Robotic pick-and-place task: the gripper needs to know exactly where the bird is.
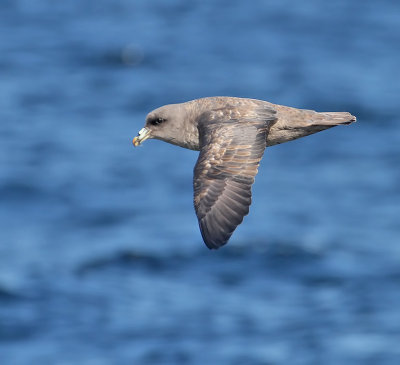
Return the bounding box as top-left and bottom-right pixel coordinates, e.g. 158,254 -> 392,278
132,97 -> 356,249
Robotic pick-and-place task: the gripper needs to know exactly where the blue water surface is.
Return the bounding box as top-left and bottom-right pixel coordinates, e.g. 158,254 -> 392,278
1,1 -> 400,364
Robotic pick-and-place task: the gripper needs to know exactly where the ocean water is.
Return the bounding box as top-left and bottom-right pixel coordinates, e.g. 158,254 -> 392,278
1,1 -> 400,364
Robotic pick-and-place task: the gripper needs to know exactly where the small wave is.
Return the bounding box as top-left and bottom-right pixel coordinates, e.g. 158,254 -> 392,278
0,285 -> 24,302
75,250 -> 169,276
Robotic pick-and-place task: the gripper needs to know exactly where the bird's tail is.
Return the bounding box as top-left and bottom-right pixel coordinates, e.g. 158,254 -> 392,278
317,111 -> 356,126
266,107 -> 356,146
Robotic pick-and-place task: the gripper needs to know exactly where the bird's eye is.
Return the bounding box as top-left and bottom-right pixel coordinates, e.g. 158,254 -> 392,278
151,118 -> 165,126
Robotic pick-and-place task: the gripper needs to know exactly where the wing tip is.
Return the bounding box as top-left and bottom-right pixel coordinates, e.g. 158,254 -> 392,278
199,219 -> 232,250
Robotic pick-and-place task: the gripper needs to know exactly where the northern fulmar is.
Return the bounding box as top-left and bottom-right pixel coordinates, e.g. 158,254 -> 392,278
132,97 -> 356,249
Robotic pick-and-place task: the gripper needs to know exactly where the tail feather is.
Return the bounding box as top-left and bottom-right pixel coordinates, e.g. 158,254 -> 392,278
266,107 -> 356,146
318,112 -> 356,125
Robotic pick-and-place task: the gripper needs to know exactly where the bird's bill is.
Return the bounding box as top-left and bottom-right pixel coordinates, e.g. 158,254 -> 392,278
132,127 -> 151,147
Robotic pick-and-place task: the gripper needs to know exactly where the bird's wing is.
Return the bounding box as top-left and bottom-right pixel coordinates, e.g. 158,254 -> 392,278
193,105 -> 276,249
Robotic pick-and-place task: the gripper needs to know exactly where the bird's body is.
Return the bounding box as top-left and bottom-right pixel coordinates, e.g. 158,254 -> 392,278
133,97 -> 356,249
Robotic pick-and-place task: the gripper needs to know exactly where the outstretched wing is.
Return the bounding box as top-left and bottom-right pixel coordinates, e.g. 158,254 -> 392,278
193,106 -> 276,249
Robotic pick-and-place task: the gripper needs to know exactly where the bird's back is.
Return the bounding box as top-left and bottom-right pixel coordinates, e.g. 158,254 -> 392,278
187,97 -> 356,147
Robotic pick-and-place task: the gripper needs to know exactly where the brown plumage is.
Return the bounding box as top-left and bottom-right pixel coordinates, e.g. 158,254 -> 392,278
132,97 -> 356,249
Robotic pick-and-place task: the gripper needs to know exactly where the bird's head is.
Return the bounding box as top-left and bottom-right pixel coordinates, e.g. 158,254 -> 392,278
132,102 -> 200,150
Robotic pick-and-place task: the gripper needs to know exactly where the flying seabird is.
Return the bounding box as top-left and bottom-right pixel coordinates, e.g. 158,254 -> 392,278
132,97 -> 356,249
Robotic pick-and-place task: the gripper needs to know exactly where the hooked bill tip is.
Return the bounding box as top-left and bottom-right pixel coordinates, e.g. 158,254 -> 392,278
132,137 -> 140,147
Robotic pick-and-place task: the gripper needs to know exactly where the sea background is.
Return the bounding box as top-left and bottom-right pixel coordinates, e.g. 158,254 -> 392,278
1,1 -> 400,364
